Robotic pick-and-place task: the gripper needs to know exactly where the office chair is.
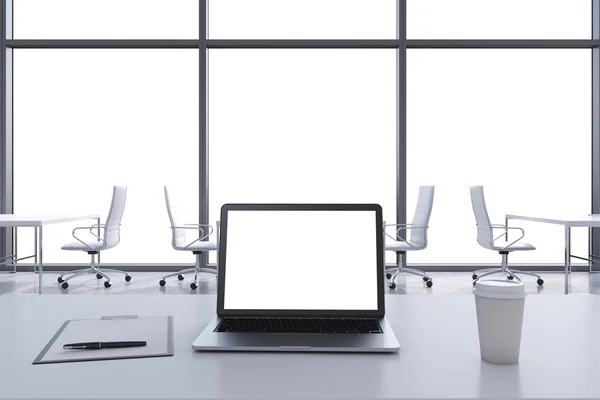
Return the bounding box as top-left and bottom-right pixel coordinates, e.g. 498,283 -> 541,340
470,185 -> 543,286
159,186 -> 218,290
58,186 -> 130,289
384,185 -> 435,289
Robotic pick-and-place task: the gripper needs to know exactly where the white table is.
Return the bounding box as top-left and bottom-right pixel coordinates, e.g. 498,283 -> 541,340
505,214 -> 600,294
1,294 -> 600,399
0,214 -> 100,294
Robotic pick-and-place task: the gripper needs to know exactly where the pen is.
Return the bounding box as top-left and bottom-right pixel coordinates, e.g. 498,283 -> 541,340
63,341 -> 147,350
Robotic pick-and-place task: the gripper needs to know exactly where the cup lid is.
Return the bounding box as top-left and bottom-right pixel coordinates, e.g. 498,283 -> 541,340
473,279 -> 527,299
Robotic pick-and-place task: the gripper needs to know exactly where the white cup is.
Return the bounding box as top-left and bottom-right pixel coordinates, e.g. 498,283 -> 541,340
473,280 -> 527,365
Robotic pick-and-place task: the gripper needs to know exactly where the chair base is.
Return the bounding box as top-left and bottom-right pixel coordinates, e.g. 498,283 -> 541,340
159,253 -> 217,290
385,252 -> 433,289
472,253 -> 544,286
58,254 -> 130,289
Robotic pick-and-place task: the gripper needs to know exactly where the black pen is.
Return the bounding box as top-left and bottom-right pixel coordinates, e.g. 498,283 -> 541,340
63,341 -> 147,350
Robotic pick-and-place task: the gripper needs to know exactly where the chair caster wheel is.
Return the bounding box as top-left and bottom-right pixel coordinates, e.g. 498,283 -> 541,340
423,276 -> 430,282
177,274 -> 185,281
507,275 -> 514,280
61,282 -> 69,289
96,274 -> 103,279
385,273 -> 392,279
104,281 -> 112,288
473,281 -> 477,286
472,274 -> 477,280
125,275 -> 131,282
388,282 -> 396,289
159,280 -> 166,287
426,280 -> 433,288
537,278 -> 544,285
57,277 -> 64,283
190,282 -> 198,290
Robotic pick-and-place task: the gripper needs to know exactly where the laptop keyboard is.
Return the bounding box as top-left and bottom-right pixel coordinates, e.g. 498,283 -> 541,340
215,318 -> 382,334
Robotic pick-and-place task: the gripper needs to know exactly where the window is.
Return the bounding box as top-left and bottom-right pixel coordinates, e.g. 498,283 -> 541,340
208,0 -> 397,39
3,1 -> 597,271
14,0 -> 199,39
208,49 -> 397,263
407,49 -> 591,264
407,0 -> 590,39
13,49 -> 200,264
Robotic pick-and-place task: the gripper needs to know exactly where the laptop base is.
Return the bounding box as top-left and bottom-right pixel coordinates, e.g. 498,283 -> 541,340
192,316 -> 400,353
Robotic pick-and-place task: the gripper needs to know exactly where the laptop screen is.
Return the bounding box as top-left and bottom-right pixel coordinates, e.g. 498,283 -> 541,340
219,207 -> 381,314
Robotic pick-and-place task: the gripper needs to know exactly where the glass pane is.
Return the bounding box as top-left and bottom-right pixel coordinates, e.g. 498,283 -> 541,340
208,0 -> 396,39
407,49 -> 591,265
208,49 -> 397,263
14,49 -> 199,264
14,0 -> 199,39
407,0 -> 591,39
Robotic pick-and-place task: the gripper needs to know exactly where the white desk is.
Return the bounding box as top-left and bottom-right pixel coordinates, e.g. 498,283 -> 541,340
506,214 -> 600,294
0,214 -> 100,294
1,294 -> 600,399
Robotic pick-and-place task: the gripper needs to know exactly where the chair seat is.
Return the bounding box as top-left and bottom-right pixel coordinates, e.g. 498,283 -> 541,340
61,241 -> 106,251
385,239 -> 424,252
491,241 -> 536,251
174,240 -> 218,252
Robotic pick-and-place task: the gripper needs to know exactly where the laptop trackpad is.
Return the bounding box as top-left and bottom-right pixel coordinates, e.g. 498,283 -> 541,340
217,333 -> 370,348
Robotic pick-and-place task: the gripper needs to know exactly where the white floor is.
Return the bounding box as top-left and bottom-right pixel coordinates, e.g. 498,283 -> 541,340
1,270 -> 599,295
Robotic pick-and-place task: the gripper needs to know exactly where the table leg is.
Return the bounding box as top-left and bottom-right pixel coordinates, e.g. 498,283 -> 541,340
590,227 -> 594,273
34,227 -> 38,274
38,226 -> 43,295
97,217 -> 101,266
565,226 -> 571,295
13,226 -> 17,273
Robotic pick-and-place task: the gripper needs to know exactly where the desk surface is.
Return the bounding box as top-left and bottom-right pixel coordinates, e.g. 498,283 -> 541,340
1,294 -> 599,399
506,213 -> 600,227
0,214 -> 99,227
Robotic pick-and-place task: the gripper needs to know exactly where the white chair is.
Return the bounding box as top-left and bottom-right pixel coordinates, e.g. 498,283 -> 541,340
384,185 -> 435,289
159,186 -> 218,290
470,185 -> 544,285
59,186 -> 130,289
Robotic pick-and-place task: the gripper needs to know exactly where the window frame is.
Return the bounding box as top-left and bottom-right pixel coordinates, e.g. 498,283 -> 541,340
0,0 -> 599,272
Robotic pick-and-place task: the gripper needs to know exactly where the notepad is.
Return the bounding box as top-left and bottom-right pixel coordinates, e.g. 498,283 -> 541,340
33,315 -> 173,364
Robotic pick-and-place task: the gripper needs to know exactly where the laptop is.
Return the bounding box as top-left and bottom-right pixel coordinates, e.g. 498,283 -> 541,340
192,203 -> 400,352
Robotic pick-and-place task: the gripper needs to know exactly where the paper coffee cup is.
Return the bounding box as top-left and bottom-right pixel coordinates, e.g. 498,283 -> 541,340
473,280 -> 526,365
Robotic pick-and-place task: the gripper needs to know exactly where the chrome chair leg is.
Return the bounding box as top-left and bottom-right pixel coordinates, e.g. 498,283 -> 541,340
97,268 -> 128,275
386,252 -> 433,288
62,269 -> 93,282
504,269 -> 523,282
473,252 -> 543,285
60,268 -> 92,280
59,253 -> 129,289
161,268 -> 196,280
474,269 -> 506,280
159,252 -> 216,288
472,268 -> 496,276
404,267 -> 430,278
94,269 -> 111,283
509,269 -> 541,279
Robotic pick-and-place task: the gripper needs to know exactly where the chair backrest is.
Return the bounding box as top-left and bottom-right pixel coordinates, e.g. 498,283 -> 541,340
164,186 -> 188,249
470,185 -> 494,250
103,186 -> 127,249
408,185 -> 435,248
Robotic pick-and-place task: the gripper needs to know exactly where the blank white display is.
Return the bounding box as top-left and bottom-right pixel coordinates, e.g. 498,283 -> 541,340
223,210 -> 379,311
